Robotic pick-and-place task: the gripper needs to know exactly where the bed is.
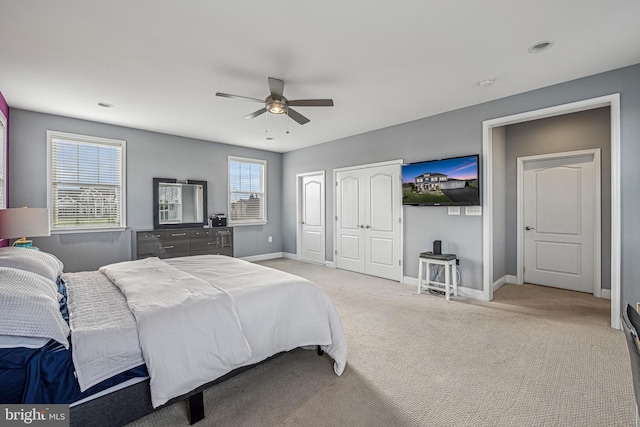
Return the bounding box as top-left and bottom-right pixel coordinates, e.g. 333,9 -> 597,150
0,247 -> 348,426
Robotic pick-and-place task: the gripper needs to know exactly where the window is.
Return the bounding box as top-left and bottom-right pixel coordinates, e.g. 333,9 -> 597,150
228,156 -> 266,225
0,111 -> 6,210
47,131 -> 126,232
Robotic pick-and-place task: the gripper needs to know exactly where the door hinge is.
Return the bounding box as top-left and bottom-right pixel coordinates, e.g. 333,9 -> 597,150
335,250 -> 338,255
335,215 -> 338,221
399,260 -> 402,266
336,181 -> 339,187
399,217 -> 402,224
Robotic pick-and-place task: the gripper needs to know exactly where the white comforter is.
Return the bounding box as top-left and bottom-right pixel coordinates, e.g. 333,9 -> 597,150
166,256 -> 348,375
99,257 -> 252,407
65,255 -> 348,408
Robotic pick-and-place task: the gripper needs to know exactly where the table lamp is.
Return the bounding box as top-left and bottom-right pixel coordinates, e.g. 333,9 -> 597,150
0,207 -> 51,248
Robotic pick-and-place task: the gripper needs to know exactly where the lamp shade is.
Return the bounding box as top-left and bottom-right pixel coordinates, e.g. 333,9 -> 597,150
0,208 -> 51,240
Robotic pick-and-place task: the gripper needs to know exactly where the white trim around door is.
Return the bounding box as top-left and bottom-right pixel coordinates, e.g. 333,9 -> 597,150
482,93 -> 621,330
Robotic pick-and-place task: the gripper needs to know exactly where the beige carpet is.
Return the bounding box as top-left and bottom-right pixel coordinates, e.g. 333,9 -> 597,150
127,259 -> 634,427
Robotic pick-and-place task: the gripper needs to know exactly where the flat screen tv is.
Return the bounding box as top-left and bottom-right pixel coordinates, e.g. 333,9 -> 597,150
402,154 -> 480,206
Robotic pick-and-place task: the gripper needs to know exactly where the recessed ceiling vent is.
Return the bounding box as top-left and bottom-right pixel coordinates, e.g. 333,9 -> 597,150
528,41 -> 553,53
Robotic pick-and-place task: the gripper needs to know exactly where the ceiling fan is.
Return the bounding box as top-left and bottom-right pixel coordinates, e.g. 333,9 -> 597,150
216,77 -> 334,125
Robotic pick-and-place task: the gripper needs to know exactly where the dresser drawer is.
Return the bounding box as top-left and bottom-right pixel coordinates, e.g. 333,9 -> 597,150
190,238 -> 220,251
190,229 -> 213,239
156,240 -> 190,255
165,230 -> 190,241
137,242 -> 161,257
137,230 -> 165,242
191,247 -> 233,257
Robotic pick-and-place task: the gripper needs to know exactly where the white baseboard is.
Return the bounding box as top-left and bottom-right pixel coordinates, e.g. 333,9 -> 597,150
402,276 -> 418,287
600,289 -> 611,300
506,275 -> 517,284
493,275 -> 507,292
281,252 -> 335,267
240,252 -> 284,262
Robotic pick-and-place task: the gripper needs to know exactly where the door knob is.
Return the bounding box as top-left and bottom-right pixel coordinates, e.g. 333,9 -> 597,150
359,225 -> 364,228
301,221 -> 305,224
365,225 -> 371,229
525,226 -> 535,230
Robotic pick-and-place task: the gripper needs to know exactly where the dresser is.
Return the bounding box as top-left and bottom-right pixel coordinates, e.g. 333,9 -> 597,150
136,227 -> 233,259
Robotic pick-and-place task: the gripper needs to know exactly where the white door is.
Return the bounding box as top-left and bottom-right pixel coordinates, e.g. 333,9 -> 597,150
523,154 -> 597,293
364,165 -> 401,280
336,163 -> 401,280
336,169 -> 365,273
300,173 -> 325,264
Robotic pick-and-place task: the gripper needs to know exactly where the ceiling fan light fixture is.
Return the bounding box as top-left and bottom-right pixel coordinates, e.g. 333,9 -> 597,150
267,100 -> 287,114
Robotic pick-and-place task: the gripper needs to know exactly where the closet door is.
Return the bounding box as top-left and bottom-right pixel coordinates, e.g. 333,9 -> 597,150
363,164 -> 401,280
335,163 -> 401,281
336,169 -> 365,273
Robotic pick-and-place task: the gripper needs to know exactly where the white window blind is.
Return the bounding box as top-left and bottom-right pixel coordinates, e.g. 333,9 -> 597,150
0,112 -> 6,210
47,131 -> 126,231
228,156 -> 266,225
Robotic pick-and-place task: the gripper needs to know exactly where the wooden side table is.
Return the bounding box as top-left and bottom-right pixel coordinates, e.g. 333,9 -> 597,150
418,252 -> 458,301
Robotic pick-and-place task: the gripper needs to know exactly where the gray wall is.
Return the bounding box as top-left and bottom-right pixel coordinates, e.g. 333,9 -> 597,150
504,107 -> 611,288
282,63 -> 640,307
8,109 -> 283,272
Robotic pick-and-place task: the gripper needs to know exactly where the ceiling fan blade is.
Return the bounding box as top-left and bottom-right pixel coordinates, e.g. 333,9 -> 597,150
288,99 -> 334,107
216,92 -> 264,103
287,108 -> 310,125
244,108 -> 267,119
268,77 -> 285,100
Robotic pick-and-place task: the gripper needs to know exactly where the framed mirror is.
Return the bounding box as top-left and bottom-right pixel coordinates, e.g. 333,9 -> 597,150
153,178 -> 207,229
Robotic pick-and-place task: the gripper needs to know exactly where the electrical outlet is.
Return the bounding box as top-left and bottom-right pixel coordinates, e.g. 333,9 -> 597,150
268,236 -> 273,243
448,206 -> 461,216
465,206 -> 482,216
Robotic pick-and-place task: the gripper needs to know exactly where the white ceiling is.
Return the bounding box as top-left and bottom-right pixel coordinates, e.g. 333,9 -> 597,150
1,1 -> 639,153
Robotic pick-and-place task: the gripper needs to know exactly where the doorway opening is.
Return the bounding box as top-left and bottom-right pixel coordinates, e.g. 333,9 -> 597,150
482,94 -> 621,329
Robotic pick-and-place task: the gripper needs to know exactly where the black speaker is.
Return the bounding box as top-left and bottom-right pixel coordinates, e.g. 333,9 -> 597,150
433,240 -> 442,255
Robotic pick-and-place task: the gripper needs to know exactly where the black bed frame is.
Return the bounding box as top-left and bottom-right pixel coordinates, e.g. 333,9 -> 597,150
70,346 -> 324,427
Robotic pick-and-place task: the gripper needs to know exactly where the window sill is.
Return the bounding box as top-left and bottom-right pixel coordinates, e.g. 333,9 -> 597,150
228,221 -> 267,227
51,226 -> 128,235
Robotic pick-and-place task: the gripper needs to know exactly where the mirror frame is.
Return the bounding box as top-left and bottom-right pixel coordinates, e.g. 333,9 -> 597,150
153,178 -> 208,229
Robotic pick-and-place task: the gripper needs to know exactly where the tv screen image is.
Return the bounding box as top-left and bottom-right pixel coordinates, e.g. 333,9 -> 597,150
402,155 -> 480,206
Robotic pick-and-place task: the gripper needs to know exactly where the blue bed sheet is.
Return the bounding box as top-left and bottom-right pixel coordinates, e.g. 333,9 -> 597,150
0,340 -> 147,404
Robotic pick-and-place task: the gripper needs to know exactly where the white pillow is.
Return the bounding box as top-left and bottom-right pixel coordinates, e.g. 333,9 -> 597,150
0,247 -> 64,281
0,267 -> 70,347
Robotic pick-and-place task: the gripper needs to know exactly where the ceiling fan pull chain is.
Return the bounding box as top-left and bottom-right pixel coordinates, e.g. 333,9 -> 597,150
286,110 -> 290,134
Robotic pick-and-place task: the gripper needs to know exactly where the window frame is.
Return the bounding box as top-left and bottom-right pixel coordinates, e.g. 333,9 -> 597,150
227,155 -> 267,226
46,130 -> 127,233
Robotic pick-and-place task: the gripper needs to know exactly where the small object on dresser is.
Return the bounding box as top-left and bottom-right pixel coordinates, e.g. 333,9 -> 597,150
210,213 -> 227,227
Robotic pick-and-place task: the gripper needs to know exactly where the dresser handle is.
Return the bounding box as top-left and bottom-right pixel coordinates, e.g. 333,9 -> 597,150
159,245 -> 174,249
171,233 -> 187,236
